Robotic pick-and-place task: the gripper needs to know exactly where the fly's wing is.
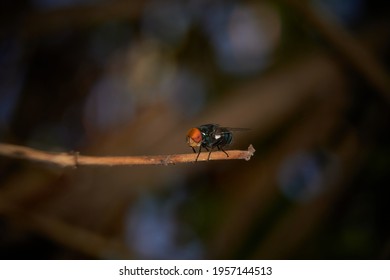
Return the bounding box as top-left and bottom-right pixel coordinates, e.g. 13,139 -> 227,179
198,124 -> 250,148
219,127 -> 251,132
211,126 -> 248,147
215,126 -> 250,147
213,127 -> 250,138
199,124 -> 249,133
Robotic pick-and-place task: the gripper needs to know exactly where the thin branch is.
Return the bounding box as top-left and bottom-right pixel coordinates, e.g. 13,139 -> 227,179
0,143 -> 255,167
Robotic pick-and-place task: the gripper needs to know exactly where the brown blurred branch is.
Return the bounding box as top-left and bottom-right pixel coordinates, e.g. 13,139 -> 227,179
281,0 -> 390,102
0,196 -> 132,259
0,143 -> 255,167
19,1 -> 146,39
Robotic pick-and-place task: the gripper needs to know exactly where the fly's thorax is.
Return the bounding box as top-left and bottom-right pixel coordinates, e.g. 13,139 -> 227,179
186,127 -> 202,147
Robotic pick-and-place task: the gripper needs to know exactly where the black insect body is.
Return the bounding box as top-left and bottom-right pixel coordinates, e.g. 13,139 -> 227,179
186,124 -> 246,161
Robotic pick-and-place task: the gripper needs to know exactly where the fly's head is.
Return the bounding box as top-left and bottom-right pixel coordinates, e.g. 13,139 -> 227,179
186,127 -> 203,148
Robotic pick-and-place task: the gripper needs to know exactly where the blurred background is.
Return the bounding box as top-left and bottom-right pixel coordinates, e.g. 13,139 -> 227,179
0,0 -> 389,259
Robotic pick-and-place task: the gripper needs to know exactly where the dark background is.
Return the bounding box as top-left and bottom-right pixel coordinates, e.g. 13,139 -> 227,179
0,0 -> 389,259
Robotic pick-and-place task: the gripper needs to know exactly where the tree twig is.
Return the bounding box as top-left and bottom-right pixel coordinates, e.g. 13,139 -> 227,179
0,143 -> 255,167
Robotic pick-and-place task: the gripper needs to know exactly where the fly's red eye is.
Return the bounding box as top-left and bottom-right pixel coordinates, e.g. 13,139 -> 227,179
187,128 -> 202,143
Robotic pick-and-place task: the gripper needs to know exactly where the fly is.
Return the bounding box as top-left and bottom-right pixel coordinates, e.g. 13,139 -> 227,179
186,124 -> 249,161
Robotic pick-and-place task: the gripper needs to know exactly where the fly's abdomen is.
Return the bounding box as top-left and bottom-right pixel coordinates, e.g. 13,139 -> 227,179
215,129 -> 233,147
198,124 -> 234,149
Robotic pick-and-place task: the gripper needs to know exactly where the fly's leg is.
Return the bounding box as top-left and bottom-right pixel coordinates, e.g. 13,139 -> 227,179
194,147 -> 214,161
203,147 -> 212,161
191,147 -> 196,153
207,148 -> 212,161
218,146 -> 229,157
195,147 -> 202,162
